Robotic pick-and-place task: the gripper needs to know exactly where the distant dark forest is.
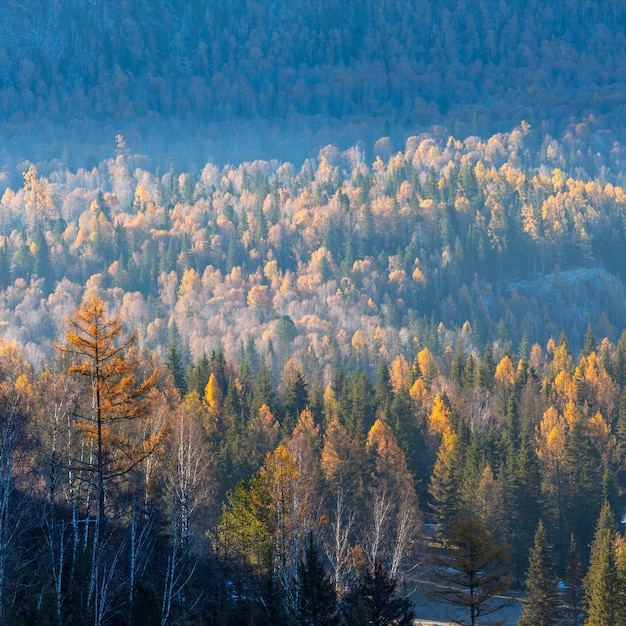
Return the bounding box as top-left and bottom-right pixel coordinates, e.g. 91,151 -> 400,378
2,0 -> 626,136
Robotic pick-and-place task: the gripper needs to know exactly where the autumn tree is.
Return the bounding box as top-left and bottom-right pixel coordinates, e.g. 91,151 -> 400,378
57,296 -> 159,540
428,516 -> 512,626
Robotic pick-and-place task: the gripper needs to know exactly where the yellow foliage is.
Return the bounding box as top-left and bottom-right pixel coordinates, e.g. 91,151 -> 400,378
588,411 -> 616,462
428,395 -> 451,436
178,268 -> 201,295
494,355 -> 515,388
366,418 -> 413,493
409,378 -> 428,409
204,373 -> 223,409
550,371 -> 578,412
390,355 -> 411,393
321,419 -> 351,484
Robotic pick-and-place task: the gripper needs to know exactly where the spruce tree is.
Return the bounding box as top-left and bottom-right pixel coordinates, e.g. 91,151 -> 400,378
295,534 -> 340,626
583,501 -> 621,626
342,560 -> 414,626
565,534 -> 584,626
165,322 -> 187,395
518,520 -> 561,626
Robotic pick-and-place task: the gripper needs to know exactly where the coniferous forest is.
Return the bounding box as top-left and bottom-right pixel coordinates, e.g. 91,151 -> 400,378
3,1 -> 626,625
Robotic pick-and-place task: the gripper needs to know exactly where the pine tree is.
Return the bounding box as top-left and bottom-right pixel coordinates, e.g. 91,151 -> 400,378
295,534 -> 340,626
504,428 -> 541,575
563,415 -> 603,558
342,560 -> 414,626
478,342 -> 495,390
518,520 -> 561,626
429,426 -> 465,536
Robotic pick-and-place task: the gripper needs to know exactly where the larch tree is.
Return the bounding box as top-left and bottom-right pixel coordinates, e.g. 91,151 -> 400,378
57,296 -> 159,541
428,516 -> 512,626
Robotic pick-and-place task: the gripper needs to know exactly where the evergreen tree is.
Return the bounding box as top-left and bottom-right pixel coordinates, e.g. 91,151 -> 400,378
295,534 -> 340,626
342,560 -> 414,626
518,520 -> 561,626
429,426 -> 466,536
187,353 -> 210,397
565,534 -> 584,626
0,241 -> 9,290
251,361 -> 279,418
563,415 -> 603,559
583,501 -> 621,626
285,370 -> 308,416
478,342 -> 495,390
504,428 -> 542,575
32,224 -> 51,292
165,322 -> 187,396
582,325 -> 596,358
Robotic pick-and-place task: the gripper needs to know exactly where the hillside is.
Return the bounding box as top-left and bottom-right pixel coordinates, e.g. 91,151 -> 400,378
3,2 -> 626,624
3,0 -> 626,169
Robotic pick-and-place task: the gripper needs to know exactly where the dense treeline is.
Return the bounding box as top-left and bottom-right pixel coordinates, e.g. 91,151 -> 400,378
1,125 -> 626,371
3,292 -> 626,623
2,0 -> 626,138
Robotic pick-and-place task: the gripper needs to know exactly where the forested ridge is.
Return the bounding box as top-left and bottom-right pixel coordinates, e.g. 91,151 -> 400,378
3,0 -> 626,131
4,0 -> 626,172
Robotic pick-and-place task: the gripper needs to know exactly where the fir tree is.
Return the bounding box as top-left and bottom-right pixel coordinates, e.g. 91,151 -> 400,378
342,560 -> 414,626
165,322 -> 187,396
295,534 -> 340,626
518,520 -> 561,626
565,534 -> 584,626
583,501 -> 621,626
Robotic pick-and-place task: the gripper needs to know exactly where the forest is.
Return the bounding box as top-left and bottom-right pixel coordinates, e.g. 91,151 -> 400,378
4,0 -> 626,623
0,122 -> 625,624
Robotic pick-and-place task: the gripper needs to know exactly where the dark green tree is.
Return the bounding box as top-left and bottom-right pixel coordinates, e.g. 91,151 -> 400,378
295,534 -> 340,626
503,428 -> 541,575
165,322 -> 187,396
565,534 -> 584,626
518,520 -> 561,626
563,415 -> 603,559
583,500 -> 621,626
285,370 -> 308,417
478,342 -> 495,390
0,241 -> 9,290
342,560 -> 414,626
250,362 -> 279,418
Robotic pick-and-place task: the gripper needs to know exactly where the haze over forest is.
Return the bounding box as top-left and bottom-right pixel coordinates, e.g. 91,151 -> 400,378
2,1 -> 626,625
